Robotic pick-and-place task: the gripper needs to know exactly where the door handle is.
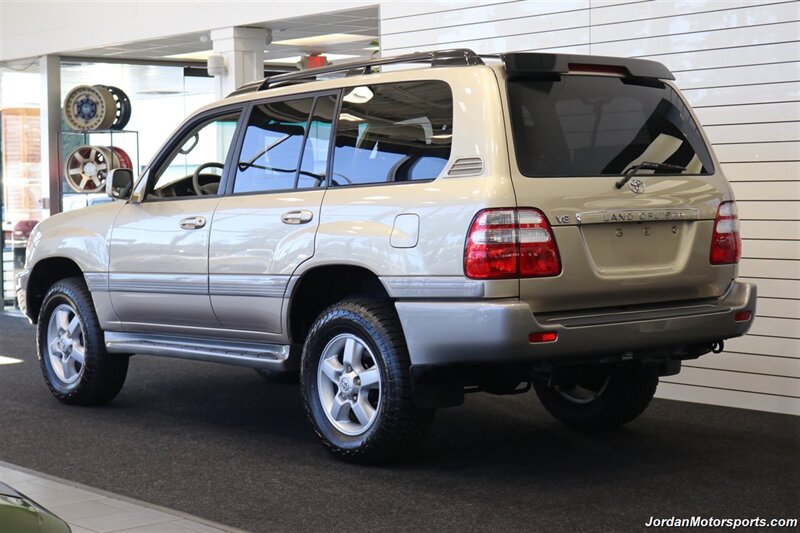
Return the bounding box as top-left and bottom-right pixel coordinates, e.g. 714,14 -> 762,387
180,216 -> 207,230
281,210 -> 313,225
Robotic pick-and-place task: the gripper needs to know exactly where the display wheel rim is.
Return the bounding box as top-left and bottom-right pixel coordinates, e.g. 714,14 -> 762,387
63,85 -> 114,131
64,145 -> 113,192
107,146 -> 133,170
102,85 -> 132,131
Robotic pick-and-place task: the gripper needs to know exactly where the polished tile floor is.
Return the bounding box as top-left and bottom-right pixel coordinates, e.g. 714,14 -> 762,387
0,462 -> 243,533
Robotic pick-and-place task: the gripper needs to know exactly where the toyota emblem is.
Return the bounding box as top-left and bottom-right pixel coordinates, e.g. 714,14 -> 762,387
628,178 -> 646,194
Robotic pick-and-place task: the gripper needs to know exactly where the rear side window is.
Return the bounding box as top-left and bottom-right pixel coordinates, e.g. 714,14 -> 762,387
508,75 -> 714,177
234,97 -> 323,193
331,81 -> 453,187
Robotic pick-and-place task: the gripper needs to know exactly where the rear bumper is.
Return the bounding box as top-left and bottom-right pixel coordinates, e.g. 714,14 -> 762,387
395,281 -> 756,366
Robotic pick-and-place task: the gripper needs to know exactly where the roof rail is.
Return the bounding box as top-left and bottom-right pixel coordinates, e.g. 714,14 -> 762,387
227,48 -> 483,97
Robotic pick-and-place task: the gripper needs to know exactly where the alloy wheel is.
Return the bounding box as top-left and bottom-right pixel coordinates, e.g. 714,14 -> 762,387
316,333 -> 382,436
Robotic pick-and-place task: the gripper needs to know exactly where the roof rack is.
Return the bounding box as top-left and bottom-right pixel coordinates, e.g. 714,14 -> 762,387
226,48 -> 674,98
227,48 -> 483,97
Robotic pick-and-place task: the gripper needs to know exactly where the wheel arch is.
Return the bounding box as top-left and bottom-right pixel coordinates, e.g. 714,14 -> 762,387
287,264 -> 392,346
26,257 -> 84,323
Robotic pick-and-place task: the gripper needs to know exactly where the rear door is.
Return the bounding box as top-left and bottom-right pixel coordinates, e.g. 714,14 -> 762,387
503,73 -> 734,313
208,92 -> 337,334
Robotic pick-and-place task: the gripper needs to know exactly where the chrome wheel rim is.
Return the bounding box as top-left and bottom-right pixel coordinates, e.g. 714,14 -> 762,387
46,303 -> 86,387
317,333 -> 382,436
557,376 -> 610,404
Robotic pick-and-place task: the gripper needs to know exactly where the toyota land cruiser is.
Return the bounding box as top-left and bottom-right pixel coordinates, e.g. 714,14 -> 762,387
17,49 -> 756,462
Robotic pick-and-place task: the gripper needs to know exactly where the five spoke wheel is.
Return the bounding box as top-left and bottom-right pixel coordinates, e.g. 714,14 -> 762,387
46,303 -> 85,387
317,333 -> 382,436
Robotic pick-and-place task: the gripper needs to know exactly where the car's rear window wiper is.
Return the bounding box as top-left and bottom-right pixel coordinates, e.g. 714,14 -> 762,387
615,161 -> 687,189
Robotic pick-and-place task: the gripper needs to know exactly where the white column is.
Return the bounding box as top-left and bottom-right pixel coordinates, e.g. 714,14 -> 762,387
39,55 -> 61,216
210,27 -> 267,99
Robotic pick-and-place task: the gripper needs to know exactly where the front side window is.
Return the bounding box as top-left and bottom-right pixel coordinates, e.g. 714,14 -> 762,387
331,81 -> 453,187
508,75 -> 714,177
150,112 -> 240,198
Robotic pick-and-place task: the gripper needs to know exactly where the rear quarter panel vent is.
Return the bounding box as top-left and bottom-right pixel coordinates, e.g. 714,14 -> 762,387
448,157 -> 484,177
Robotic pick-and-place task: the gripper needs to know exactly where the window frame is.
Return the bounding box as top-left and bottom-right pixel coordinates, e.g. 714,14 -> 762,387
225,89 -> 342,197
141,103 -> 247,203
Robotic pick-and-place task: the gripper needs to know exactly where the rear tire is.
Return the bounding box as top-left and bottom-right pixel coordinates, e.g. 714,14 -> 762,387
533,367 -> 658,430
37,277 -> 129,405
301,298 -> 434,463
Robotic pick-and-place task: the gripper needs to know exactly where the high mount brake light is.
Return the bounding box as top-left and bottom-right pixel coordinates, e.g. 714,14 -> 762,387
465,208 -> 561,279
710,201 -> 741,265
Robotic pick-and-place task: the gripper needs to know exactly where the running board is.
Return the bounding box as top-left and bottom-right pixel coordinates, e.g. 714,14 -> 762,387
104,332 -> 291,370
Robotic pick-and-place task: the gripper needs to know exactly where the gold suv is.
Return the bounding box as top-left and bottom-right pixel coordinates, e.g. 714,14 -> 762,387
17,49 -> 756,462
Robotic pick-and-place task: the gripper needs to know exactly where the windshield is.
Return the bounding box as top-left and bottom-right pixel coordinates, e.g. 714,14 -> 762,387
507,75 -> 714,177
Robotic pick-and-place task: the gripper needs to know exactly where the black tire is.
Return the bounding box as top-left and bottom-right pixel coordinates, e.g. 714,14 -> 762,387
301,298 -> 434,463
37,277 -> 129,405
533,367 -> 658,430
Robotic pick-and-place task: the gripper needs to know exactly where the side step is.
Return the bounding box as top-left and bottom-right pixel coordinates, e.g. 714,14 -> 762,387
104,332 -> 291,370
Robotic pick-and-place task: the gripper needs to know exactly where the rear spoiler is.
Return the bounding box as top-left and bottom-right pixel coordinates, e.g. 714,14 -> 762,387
501,52 -> 675,80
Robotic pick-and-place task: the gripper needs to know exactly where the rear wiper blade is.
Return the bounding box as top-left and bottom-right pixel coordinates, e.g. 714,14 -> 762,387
615,161 -> 686,189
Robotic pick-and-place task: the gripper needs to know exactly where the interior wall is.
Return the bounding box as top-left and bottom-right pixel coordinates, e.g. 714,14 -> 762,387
382,0 -> 800,416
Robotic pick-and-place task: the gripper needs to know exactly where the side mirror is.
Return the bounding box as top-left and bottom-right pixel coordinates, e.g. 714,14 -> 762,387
107,168 -> 134,200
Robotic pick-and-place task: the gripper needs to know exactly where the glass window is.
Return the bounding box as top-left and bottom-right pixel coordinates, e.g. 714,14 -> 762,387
507,75 -> 714,177
233,98 -> 313,194
150,112 -> 240,198
298,95 -> 335,189
331,81 -> 453,187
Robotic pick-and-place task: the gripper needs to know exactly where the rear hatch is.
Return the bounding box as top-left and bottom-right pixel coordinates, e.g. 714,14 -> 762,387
504,69 -> 735,313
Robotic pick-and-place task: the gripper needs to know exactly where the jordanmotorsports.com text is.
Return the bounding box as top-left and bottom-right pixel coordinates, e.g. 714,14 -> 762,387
645,516 -> 798,529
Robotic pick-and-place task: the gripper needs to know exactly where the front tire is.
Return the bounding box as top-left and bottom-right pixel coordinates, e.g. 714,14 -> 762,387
37,277 -> 129,405
301,298 -> 434,463
533,367 -> 658,430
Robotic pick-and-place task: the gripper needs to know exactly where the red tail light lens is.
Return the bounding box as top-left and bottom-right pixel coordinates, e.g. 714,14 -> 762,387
465,208 -> 561,279
710,201 -> 741,265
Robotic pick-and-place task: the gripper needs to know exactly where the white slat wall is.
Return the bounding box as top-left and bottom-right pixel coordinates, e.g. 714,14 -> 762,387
380,0 -> 800,415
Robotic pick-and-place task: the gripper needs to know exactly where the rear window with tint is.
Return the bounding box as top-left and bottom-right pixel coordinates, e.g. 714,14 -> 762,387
507,75 -> 714,177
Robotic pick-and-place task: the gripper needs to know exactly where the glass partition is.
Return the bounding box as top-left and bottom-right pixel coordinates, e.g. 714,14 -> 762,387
0,59 -> 214,309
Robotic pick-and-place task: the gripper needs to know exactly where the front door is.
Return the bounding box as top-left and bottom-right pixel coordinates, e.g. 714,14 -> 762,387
209,93 -> 337,335
109,111 -> 241,332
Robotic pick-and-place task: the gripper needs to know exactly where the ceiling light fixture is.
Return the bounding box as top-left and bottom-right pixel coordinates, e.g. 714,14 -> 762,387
264,53 -> 359,64
272,33 -> 376,47
165,50 -> 215,61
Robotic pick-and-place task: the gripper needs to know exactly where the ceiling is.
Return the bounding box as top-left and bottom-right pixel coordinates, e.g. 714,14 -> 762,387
63,6 -> 379,66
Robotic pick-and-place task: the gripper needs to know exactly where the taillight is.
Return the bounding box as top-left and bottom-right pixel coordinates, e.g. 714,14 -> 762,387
710,201 -> 741,265
465,208 -> 561,279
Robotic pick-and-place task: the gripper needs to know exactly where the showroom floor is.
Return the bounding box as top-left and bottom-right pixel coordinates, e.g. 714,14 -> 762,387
0,463 -> 241,532
0,311 -> 798,532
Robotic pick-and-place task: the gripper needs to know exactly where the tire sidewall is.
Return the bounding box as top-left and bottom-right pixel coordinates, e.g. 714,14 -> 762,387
37,281 -> 99,399
302,307 -> 391,452
535,368 -> 658,429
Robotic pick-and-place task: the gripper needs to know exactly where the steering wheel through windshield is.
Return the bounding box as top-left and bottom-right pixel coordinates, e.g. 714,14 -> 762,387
192,161 -> 225,195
